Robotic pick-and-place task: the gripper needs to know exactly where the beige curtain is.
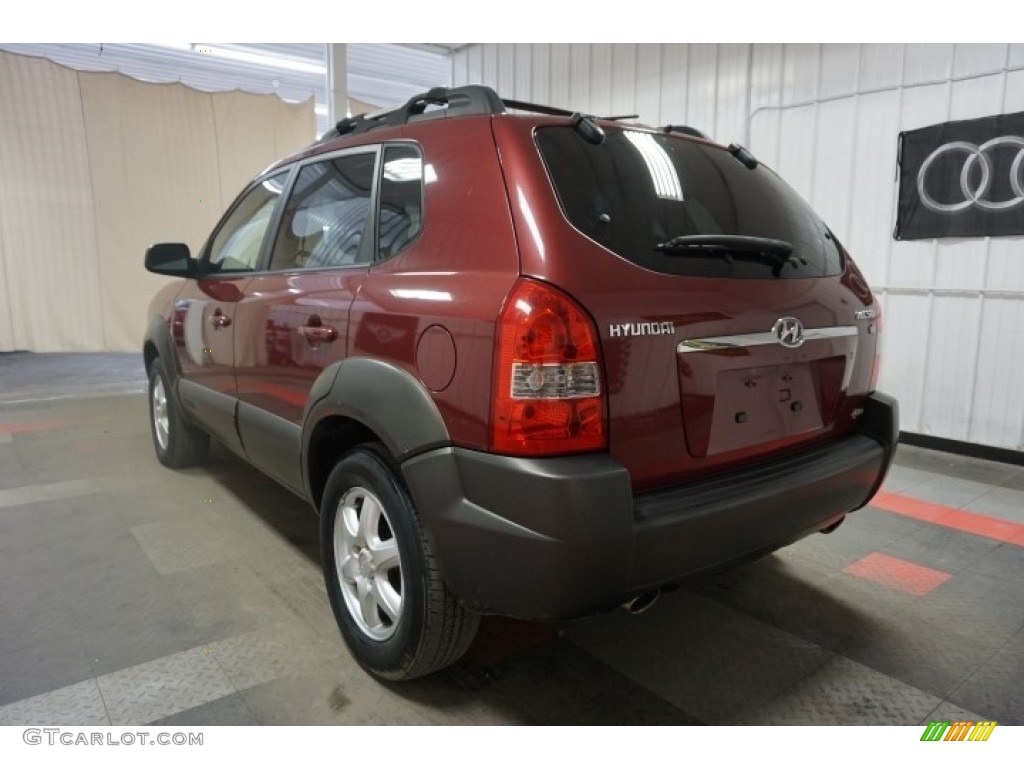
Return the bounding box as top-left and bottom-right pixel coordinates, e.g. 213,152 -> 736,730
0,50 -> 315,353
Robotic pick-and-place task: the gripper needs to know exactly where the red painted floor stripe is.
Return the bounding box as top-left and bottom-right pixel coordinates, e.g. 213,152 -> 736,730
0,420 -> 62,435
871,490 -> 1024,547
843,552 -> 952,596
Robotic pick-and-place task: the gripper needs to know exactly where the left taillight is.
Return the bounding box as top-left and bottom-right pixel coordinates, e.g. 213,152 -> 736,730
490,278 -> 606,456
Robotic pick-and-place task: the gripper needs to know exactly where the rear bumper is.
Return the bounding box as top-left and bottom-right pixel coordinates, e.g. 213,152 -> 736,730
402,391 -> 898,620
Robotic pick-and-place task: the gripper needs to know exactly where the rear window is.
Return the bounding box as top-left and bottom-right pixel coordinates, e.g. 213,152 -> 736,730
536,127 -> 843,279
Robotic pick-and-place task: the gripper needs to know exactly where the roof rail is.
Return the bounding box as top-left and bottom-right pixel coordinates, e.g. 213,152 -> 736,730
314,84 -> 653,145
663,124 -> 708,139
317,85 -> 506,143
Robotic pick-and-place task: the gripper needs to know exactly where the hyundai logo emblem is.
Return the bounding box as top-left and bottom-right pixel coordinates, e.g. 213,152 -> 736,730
772,317 -> 805,348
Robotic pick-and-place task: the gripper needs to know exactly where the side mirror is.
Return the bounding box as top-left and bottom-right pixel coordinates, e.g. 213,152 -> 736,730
145,243 -> 197,277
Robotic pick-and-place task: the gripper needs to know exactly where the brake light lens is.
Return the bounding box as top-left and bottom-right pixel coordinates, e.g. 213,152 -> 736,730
491,279 -> 606,456
870,303 -> 883,390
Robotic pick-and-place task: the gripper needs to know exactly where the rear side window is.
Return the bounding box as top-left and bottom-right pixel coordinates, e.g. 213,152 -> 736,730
268,152 -> 376,271
377,145 -> 424,260
536,127 -> 843,279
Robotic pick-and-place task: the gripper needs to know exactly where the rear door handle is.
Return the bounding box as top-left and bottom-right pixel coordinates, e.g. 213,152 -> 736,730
210,309 -> 231,329
299,315 -> 338,344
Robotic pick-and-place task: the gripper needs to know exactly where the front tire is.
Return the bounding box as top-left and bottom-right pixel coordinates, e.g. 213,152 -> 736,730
320,444 -> 479,680
148,358 -> 209,468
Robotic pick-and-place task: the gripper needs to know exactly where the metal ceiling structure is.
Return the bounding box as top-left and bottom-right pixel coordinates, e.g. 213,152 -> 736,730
0,43 -> 459,136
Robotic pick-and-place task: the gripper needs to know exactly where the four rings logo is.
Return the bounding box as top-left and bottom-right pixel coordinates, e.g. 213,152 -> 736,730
772,317 -> 805,348
917,136 -> 1024,213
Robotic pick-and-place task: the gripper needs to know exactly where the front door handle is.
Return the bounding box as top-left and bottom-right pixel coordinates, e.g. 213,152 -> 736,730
210,309 -> 231,329
299,315 -> 338,344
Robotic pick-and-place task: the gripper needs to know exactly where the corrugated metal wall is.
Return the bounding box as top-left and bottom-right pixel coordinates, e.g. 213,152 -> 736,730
450,43 -> 1024,451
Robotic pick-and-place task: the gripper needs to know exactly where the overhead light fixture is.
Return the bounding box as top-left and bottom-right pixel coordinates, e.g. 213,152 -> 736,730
196,45 -> 326,74
152,43 -> 326,75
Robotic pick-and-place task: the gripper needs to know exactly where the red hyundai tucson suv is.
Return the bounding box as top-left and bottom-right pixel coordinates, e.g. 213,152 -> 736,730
143,85 -> 898,680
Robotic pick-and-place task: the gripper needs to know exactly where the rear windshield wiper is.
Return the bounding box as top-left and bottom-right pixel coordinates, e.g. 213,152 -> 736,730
654,234 -> 805,276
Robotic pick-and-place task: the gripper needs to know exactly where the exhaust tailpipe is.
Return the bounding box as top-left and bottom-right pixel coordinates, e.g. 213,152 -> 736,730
819,515 -> 846,534
622,590 -> 660,615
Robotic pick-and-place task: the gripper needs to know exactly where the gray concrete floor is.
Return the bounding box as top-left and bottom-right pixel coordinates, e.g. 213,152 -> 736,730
0,353 -> 1022,725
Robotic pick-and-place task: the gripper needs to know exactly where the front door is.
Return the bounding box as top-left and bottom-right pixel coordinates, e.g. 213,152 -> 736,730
173,170 -> 289,453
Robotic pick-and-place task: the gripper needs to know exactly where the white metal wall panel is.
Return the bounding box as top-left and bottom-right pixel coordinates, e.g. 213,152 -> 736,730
777,104 -> 817,202
902,44 -> 954,85
634,45 -> 662,126
888,83 -> 946,289
611,44 -> 637,118
953,44 -> 1009,79
750,44 -> 784,112
569,45 -> 590,113
749,109 -> 782,168
687,45 -> 719,138
970,299 -> 1024,447
819,44 -> 860,100
877,293 -> 930,433
659,45 -> 689,126
782,44 -> 820,105
859,44 -> 905,91
716,44 -> 751,145
514,43 -> 532,101
987,69 -> 1024,295
811,98 -> 858,237
531,44 -> 551,105
847,90 -> 902,286
451,43 -> 1024,450
921,296 -> 984,440
549,44 -> 570,107
496,44 -> 515,100
589,44 -> 613,118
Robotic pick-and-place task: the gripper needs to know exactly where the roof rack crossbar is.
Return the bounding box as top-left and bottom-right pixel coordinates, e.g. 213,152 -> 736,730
502,98 -> 575,117
312,84 -> 658,146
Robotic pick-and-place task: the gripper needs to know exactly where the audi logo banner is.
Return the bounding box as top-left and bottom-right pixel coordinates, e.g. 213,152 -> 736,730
894,110 -> 1024,240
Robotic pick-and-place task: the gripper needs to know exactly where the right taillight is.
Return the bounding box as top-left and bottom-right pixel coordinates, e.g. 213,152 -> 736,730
491,278 -> 606,456
870,303 -> 883,391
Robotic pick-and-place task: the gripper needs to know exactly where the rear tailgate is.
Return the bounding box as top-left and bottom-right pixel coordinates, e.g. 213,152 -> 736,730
492,116 -> 880,491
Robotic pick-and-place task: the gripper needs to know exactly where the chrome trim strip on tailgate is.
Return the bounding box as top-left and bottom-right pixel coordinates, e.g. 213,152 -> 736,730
677,325 -> 860,390
676,326 -> 858,354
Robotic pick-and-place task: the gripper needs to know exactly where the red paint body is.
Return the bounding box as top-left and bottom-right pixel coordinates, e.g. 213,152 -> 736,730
147,111 -> 881,493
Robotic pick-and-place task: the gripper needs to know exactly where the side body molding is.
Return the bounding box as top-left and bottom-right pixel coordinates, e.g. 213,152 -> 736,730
301,357 -> 451,498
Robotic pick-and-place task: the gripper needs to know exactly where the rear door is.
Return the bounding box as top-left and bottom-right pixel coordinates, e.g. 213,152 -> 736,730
233,148 -> 378,493
496,119 -> 879,491
173,170 -> 289,453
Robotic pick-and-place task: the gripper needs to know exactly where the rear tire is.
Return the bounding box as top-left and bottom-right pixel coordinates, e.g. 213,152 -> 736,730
320,443 -> 479,680
148,358 -> 209,468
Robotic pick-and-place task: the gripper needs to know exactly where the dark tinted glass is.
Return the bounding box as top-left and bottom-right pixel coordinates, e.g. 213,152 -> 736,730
536,127 -> 843,279
377,145 -> 424,260
269,152 -> 376,271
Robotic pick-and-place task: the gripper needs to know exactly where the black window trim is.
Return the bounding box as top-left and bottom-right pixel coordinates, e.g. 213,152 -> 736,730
372,140 -> 426,265
196,139 -> 425,279
255,145 -> 382,276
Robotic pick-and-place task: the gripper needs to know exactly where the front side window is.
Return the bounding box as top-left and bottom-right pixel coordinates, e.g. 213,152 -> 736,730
268,152 -> 376,271
377,145 -> 424,259
208,172 -> 287,273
